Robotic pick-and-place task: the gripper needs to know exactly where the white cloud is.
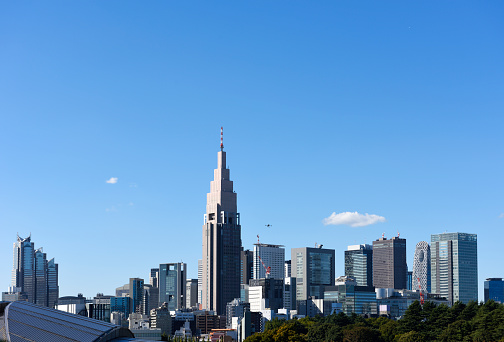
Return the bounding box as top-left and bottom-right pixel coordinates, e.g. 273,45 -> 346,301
323,211 -> 386,227
499,213 -> 504,219
106,177 -> 118,184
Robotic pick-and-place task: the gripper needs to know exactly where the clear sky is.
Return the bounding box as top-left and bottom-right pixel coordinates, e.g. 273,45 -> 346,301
1,1 -> 503,301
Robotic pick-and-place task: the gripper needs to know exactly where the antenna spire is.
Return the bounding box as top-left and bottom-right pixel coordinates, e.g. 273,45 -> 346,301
220,127 -> 224,151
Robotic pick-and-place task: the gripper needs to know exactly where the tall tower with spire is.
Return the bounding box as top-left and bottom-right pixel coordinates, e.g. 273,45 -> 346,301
201,128 -> 242,314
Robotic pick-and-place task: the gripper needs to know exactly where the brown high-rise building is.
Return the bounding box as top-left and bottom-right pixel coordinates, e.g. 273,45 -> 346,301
372,236 -> 407,289
201,130 -> 242,314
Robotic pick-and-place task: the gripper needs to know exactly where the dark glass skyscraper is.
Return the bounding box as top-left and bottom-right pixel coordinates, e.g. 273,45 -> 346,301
201,131 -> 242,314
129,278 -> 144,314
291,247 -> 335,302
484,278 -> 504,303
372,236 -> 407,289
240,249 -> 253,285
159,263 -> 187,311
345,244 -> 373,287
10,235 -> 58,307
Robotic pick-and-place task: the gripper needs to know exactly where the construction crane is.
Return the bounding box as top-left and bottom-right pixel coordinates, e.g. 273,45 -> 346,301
256,234 -> 271,278
258,255 -> 271,278
417,277 -> 425,306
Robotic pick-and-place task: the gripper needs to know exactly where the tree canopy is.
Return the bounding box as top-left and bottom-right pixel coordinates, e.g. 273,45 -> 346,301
244,300 -> 504,342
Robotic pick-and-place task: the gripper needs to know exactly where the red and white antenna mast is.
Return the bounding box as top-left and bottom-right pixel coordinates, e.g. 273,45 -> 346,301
220,126 -> 224,151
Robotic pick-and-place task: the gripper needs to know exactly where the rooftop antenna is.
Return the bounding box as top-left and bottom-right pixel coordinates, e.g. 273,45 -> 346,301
220,126 -> 224,151
397,231 -> 400,238
382,232 -> 385,239
257,234 -> 260,244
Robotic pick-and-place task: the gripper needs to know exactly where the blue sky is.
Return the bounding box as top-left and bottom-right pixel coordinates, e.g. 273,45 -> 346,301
1,1 -> 503,301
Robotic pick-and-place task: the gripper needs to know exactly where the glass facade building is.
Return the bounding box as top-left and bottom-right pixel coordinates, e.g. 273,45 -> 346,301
344,244 -> 373,286
484,278 -> 504,303
159,263 -> 187,311
128,278 -> 144,314
110,296 -> 132,319
10,235 -> 58,308
253,244 -> 285,280
240,250 -> 253,285
431,232 -> 477,304
291,247 -> 335,311
324,278 -> 377,316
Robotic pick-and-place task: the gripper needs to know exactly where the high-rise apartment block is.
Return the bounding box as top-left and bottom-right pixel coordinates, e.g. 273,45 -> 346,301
412,241 -> 431,293
431,232 -> 477,304
159,263 -> 187,311
201,133 -> 242,314
253,243 -> 285,280
372,236 -> 407,290
345,244 -> 373,287
291,247 -> 335,303
10,235 -> 58,308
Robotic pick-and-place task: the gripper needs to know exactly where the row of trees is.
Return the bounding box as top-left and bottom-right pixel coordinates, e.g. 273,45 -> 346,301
244,300 -> 504,342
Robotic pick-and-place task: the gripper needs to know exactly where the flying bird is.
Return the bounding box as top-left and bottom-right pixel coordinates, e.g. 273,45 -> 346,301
265,224 -> 272,228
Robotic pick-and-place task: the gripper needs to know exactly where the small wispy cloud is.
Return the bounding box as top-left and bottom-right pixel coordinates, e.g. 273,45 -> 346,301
499,213 -> 504,219
129,183 -> 137,188
323,211 -> 386,227
106,177 -> 118,184
105,206 -> 117,212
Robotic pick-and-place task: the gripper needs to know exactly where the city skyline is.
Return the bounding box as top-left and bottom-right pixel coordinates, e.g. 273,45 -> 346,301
1,2 -> 503,302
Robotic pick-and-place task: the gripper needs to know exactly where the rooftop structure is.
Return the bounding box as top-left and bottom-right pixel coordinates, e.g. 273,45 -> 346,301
0,300 -> 154,341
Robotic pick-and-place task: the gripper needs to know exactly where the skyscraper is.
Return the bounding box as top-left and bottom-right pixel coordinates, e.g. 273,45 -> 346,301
253,243 -> 285,280
186,279 -> 198,308
345,244 -> 373,287
129,278 -> 144,314
159,263 -> 187,311
431,232 -> 477,304
372,236 -> 407,289
484,278 -> 504,303
12,235 -> 35,302
34,248 -> 48,307
201,129 -> 242,314
412,241 -> 431,293
291,247 -> 335,303
240,249 -> 253,285
10,234 -> 58,307
284,260 -> 291,278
